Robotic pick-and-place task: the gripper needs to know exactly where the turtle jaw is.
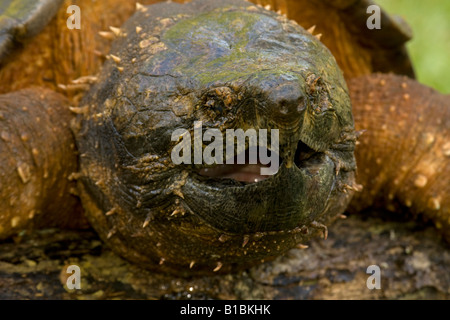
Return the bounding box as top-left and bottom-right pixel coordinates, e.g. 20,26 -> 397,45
180,139 -> 338,235
196,144 -> 281,183
198,162 -> 275,183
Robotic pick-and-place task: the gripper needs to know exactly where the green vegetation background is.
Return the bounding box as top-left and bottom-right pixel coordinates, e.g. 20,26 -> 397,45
377,0 -> 450,94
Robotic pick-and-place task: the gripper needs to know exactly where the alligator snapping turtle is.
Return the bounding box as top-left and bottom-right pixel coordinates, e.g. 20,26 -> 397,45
0,0 -> 448,279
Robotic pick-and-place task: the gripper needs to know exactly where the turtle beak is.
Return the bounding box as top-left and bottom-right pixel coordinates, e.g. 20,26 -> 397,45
198,146 -> 279,183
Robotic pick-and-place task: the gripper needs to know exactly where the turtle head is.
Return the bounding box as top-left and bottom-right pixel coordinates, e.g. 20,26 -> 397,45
76,0 -> 357,275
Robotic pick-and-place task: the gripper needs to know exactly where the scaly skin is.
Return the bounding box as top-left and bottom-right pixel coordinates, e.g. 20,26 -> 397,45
349,74 -> 450,241
0,88 -> 85,239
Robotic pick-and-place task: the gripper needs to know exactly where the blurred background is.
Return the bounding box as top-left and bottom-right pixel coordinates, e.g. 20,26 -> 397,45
377,0 -> 450,94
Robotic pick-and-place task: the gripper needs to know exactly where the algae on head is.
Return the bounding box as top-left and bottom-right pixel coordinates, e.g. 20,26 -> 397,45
161,8 -> 319,86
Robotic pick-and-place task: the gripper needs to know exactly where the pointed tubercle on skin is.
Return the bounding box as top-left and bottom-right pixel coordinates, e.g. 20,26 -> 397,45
98,31 -> 115,40
109,26 -> 122,36
142,214 -> 153,228
136,3 -> 148,12
242,235 -> 250,248
105,207 -> 116,216
307,25 -> 316,34
213,262 -> 223,272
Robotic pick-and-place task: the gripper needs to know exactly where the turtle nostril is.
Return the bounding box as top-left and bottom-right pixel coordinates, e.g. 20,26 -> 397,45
279,101 -> 290,115
268,82 -> 305,118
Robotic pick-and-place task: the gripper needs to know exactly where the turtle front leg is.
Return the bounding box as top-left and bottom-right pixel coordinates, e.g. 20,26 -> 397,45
348,73 -> 450,241
0,88 -> 86,239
